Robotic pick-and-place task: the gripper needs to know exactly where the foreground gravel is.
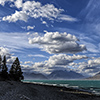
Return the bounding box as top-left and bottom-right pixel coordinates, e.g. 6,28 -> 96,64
0,81 -> 100,100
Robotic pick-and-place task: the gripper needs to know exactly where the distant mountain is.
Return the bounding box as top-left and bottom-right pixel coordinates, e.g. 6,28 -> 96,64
23,72 -> 48,80
23,70 -> 85,80
87,72 -> 100,80
48,70 -> 84,79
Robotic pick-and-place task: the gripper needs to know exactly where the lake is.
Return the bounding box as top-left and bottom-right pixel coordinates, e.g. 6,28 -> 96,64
23,80 -> 100,95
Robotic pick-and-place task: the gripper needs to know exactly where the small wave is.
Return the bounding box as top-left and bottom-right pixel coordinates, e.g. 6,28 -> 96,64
69,86 -> 79,89
59,84 -> 69,87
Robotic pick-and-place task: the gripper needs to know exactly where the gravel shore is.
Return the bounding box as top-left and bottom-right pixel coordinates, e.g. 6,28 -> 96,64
0,81 -> 100,100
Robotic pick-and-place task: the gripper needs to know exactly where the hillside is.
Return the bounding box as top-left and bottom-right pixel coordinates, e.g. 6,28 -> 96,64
48,70 -> 84,79
87,72 -> 100,80
23,70 -> 85,80
23,72 -> 47,80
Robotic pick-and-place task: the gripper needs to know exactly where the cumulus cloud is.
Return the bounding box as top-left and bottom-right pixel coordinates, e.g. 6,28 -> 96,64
0,0 -> 14,6
30,54 -> 88,74
29,31 -> 86,54
22,1 -> 62,20
73,57 -> 100,76
47,54 -> 87,66
2,0 -> 62,22
1,0 -> 77,22
0,0 -> 22,8
0,47 -> 10,56
14,0 -> 22,8
2,11 -> 28,22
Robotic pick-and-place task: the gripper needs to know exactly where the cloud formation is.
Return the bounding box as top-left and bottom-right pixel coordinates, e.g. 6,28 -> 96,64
28,54 -> 48,58
27,26 -> 35,30
0,47 -> 10,56
0,46 -> 16,66
58,14 -> 78,22
24,61 -> 33,65
30,54 -> 88,74
73,57 -> 100,76
0,32 -> 38,52
1,0 -> 77,22
29,31 -> 86,54
0,0 -> 14,6
2,11 -> 28,22
14,0 -> 22,8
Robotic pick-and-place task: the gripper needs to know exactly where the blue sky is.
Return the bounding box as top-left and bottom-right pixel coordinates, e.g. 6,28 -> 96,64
0,0 -> 100,76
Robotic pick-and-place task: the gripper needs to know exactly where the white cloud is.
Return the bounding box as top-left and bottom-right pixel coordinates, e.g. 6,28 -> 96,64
42,21 -> 47,24
22,1 -> 62,20
80,40 -> 99,53
0,0 -> 22,8
33,62 -> 45,68
0,47 -> 11,57
30,54 -> 88,74
29,31 -> 86,54
45,54 -> 88,67
2,1 -> 62,22
22,54 -> 100,76
0,0 -> 14,6
1,0 -> 78,22
0,32 -> 38,53
2,11 -> 28,22
27,32 -> 30,35
58,14 -> 78,22
24,61 -> 33,65
28,54 -> 48,58
27,25 -> 35,30
14,0 -> 22,8
7,56 -> 16,65
22,26 -> 35,30
0,46 -> 17,66
73,57 -> 100,76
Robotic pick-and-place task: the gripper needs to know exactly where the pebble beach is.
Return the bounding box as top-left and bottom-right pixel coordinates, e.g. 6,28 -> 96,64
0,81 -> 100,100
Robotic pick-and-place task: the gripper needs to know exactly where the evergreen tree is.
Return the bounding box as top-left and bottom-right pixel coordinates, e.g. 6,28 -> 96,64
1,55 -> 8,79
9,57 -> 24,81
2,56 -> 8,72
0,55 -> 2,71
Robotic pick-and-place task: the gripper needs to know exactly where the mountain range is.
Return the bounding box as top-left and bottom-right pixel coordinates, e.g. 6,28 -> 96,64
23,72 -> 47,80
24,70 -> 85,80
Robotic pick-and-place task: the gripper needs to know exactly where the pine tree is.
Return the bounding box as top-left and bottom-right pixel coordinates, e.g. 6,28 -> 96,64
9,57 -> 24,81
0,55 -> 2,71
1,55 -> 8,79
2,56 -> 8,72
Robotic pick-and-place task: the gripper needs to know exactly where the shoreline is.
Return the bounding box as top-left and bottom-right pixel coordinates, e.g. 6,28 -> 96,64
23,80 -> 100,96
0,81 -> 100,100
23,81 -> 99,96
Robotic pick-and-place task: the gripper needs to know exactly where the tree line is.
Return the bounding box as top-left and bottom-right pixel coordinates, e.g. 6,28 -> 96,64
0,55 -> 24,81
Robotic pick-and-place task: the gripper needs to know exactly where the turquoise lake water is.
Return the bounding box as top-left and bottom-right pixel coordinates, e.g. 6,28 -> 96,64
23,80 -> 100,95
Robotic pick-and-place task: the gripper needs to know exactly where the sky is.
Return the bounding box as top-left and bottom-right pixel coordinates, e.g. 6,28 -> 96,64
0,0 -> 100,76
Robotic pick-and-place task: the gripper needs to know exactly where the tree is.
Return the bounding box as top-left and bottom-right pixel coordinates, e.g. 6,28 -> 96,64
1,55 -> 8,79
9,57 -> 24,81
2,56 -> 8,72
0,55 -> 2,71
